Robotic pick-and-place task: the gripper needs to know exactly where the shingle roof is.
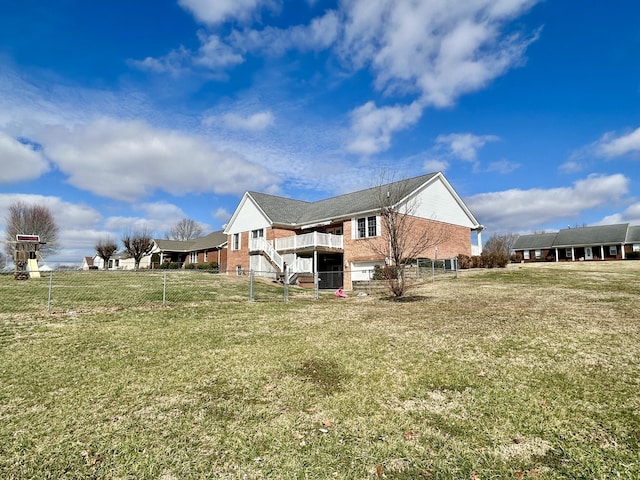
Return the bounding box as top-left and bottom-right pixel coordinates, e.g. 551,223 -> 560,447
248,173 -> 439,226
154,231 -> 227,253
553,223 -> 629,247
513,223 -> 637,250
191,231 -> 227,250
512,232 -> 558,250
626,225 -> 640,243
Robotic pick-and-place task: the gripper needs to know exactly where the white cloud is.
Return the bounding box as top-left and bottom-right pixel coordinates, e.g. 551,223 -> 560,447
558,161 -> 584,174
229,10 -> 340,55
213,207 -> 232,223
193,34 -> 245,69
485,159 -> 519,174
0,193 -> 102,232
337,0 -> 540,107
436,133 -> 500,161
465,173 -> 630,233
222,111 -> 275,131
347,100 -> 422,155
178,0 -> 275,25
0,132 -> 50,183
597,202 -> 640,226
423,158 -> 449,172
131,36 -> 244,75
177,0 -> 272,26
37,118 -> 279,202
593,127 -> 640,158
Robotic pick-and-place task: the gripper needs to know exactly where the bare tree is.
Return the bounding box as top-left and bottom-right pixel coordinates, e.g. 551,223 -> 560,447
95,237 -> 118,270
121,228 -> 155,270
170,218 -> 203,241
4,201 -> 59,258
481,234 -> 518,268
365,175 -> 449,297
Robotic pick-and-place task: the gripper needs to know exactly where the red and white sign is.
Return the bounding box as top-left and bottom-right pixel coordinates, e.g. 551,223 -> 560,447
16,234 -> 40,242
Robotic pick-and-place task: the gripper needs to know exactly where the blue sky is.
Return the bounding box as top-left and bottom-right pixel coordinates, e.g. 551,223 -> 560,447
1,0 -> 640,264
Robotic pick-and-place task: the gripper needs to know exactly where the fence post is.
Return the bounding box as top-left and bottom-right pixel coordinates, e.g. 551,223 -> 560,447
163,270 -> 167,306
314,272 -> 319,300
284,266 -> 289,302
249,269 -> 255,302
47,272 -> 53,312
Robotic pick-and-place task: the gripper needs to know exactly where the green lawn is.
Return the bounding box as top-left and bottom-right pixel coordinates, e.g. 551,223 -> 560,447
1,262 -> 639,479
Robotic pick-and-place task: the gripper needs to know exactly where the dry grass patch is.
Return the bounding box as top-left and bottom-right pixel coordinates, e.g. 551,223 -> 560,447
1,262 -> 639,479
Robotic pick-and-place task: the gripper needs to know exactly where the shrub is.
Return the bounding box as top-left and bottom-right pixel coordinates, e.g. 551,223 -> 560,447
480,235 -> 511,268
471,256 -> 484,268
457,254 -> 472,269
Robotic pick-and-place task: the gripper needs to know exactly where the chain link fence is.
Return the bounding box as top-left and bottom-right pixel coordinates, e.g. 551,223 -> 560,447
0,269 -> 328,314
0,259 -> 460,313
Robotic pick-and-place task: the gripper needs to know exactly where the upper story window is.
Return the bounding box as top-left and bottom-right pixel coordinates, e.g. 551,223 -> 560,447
356,216 -> 378,239
251,228 -> 264,239
232,233 -> 241,250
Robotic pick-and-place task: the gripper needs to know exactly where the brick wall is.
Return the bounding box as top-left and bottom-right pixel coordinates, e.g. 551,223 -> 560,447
342,216 -> 471,289
226,232 -> 250,274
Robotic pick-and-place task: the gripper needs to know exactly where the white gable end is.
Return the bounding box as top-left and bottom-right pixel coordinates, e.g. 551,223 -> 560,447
409,176 -> 478,228
224,194 -> 272,235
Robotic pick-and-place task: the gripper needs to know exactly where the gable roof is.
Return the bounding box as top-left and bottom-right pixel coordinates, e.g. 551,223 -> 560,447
236,172 -> 477,230
512,232 -> 558,250
626,225 -> 640,243
154,230 -> 227,253
513,223 -> 637,250
553,223 -> 629,247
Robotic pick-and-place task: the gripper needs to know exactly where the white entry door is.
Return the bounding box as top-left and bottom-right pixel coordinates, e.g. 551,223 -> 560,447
585,247 -> 593,260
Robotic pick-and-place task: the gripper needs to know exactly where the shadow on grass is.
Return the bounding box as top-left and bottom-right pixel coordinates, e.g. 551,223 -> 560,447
381,295 -> 431,303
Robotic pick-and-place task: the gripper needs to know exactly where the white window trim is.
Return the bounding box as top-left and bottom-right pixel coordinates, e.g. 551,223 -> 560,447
352,215 -> 380,239
232,233 -> 241,251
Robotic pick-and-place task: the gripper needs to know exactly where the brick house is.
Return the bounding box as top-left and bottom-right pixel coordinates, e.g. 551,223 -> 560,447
223,172 -> 484,290
152,231 -> 228,270
513,223 -> 640,262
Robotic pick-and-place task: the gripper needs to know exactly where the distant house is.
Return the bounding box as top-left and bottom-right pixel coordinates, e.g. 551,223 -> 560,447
223,172 -> 484,290
152,231 -> 227,270
513,223 -> 640,262
81,256 -> 94,270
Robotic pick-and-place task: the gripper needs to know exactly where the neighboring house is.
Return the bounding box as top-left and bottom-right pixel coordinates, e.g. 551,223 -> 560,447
223,172 -> 484,290
81,256 -> 94,270
83,231 -> 227,271
513,223 -> 640,262
152,231 -> 228,270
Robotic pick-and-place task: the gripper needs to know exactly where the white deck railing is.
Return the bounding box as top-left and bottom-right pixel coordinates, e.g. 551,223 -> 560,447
249,238 -> 284,271
275,232 -> 343,251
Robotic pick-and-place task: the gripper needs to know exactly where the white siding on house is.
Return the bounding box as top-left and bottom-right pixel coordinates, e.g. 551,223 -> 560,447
225,195 -> 271,235
411,176 -> 477,228
351,261 -> 383,281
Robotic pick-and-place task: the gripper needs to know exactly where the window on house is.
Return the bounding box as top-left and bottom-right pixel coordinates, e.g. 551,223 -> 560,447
232,233 -> 241,250
565,248 -> 572,257
190,252 -> 197,263
356,216 -> 378,239
609,246 -> 617,256
535,249 -> 542,259
204,250 -> 208,262
251,228 -> 264,239
367,216 -> 377,237
523,251 -> 530,260
326,226 -> 343,235
634,244 -> 640,252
